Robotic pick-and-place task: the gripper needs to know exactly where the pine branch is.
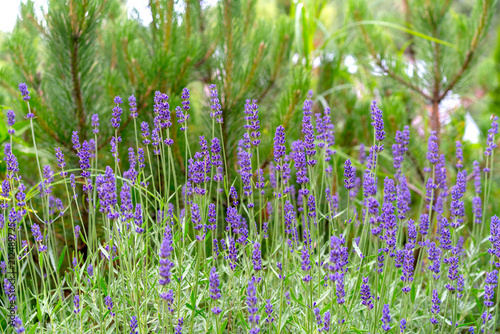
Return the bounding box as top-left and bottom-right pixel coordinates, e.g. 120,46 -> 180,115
354,11 -> 432,101
438,0 -> 491,101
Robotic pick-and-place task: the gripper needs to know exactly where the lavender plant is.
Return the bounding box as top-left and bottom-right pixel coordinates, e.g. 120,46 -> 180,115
1,82 -> 499,334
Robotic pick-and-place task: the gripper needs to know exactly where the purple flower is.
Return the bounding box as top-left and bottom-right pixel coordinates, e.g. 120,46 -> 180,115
253,242 -> 262,271
273,125 -> 286,168
371,100 -> 385,143
209,267 -> 222,314
130,316 -> 138,334
392,126 -> 410,170
7,110 -> 15,135
473,161 -> 481,193
159,225 -> 174,286
209,84 -> 223,123
401,245 -> 414,293
265,299 -> 274,323
141,122 -> 150,145
129,95 -> 137,118
247,276 -> 260,331
400,319 -> 407,333
322,311 -> 331,332
360,276 -> 374,309
455,141 -> 463,168
430,289 -> 440,324
207,203 -> 217,231
427,131 -> 439,165
301,229 -> 312,282
31,223 -> 46,252
397,175 -> 411,219
343,159 -> 356,190
314,307 -> 323,327
381,304 -> 391,331
4,279 -> 15,303
134,204 -> 144,233
237,141 -> 253,206
484,116 -> 498,158
111,96 -> 123,129
489,216 -> 500,266
87,263 -> 94,277
175,318 -> 184,334
291,140 -> 309,186
427,241 -> 442,280
244,99 -> 261,146
484,270 -> 498,307
228,237 -> 238,270
104,295 -> 115,316
439,217 -> 452,251
91,114 -> 99,134
74,295 -> 80,314
301,98 -> 316,166
13,315 -> 25,333
74,225 -> 81,240
18,83 -> 30,101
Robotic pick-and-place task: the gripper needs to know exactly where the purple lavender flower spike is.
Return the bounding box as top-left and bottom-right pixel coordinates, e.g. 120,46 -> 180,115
301,229 -> 312,282
7,110 -> 16,135
209,84 -> 223,123
371,100 -> 385,146
253,242 -> 262,271
484,270 -> 498,307
360,276 -> 374,309
314,307 -> 323,327
18,83 -> 30,102
158,225 -> 174,286
73,295 -> 80,314
91,114 -> 99,134
130,316 -> 138,334
400,319 -> 406,333
381,304 -> 391,331
129,95 -> 137,118
343,159 -> 356,190
175,318 -> 184,334
111,96 -> 123,129
265,299 -> 274,323
455,141 -> 463,168
244,99 -> 261,146
247,276 -> 260,333
484,116 -> 498,161
430,289 -> 440,324
301,98 -> 317,166
104,295 -> 115,316
13,315 -> 25,333
427,131 -> 439,165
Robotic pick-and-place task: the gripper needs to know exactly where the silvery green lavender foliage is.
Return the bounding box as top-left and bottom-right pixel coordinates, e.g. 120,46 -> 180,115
1,83 -> 500,334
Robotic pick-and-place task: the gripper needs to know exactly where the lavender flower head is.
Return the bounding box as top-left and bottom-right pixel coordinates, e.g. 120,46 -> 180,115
370,100 -> 385,145
111,96 -> 123,129
381,304 -> 391,331
73,295 -> 80,314
209,84 -> 223,123
129,95 -> 137,118
130,316 -> 138,334
104,295 -> 115,317
360,276 -> 374,309
484,116 -> 498,159
343,159 -> 356,190
7,110 -> 15,135
18,83 -> 30,101
427,131 -> 439,165
13,316 -> 25,333
430,289 -> 440,324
